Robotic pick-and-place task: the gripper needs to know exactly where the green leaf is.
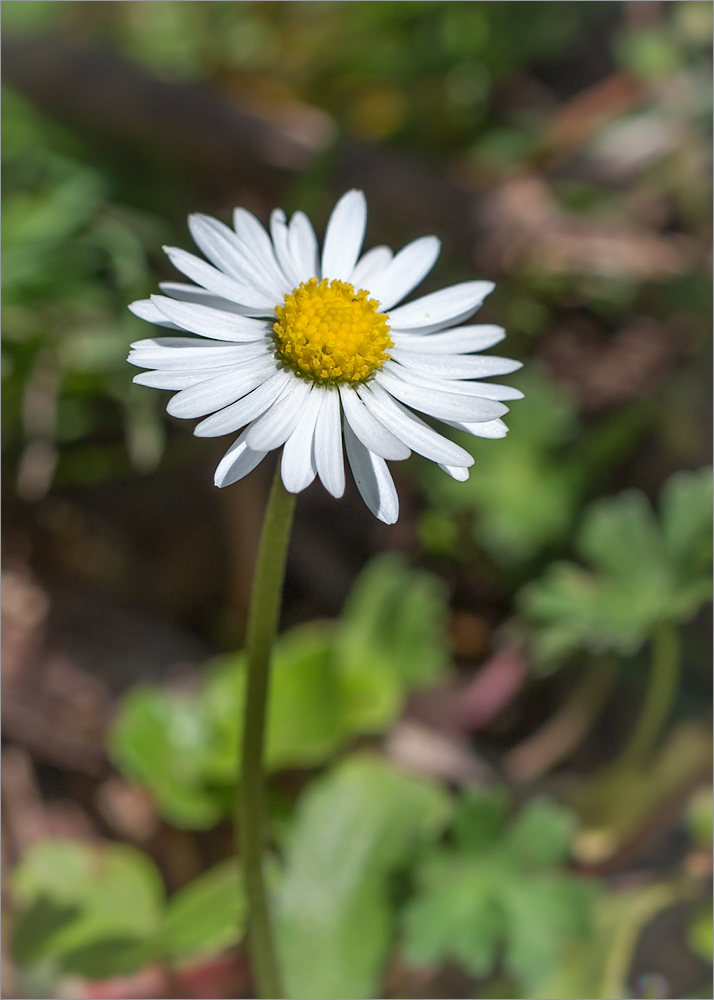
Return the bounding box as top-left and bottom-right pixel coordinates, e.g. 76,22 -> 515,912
660,468 -> 713,577
157,860 -> 246,960
108,686 -> 225,829
201,620 -> 400,781
452,787 -> 510,854
403,854 -> 505,976
110,556 -> 452,830
11,840 -> 164,975
402,792 -> 595,992
506,797 -> 576,868
519,469 -> 713,668
419,370 -> 583,565
277,753 -> 450,1000
200,625 -> 345,780
337,553 -> 450,692
578,491 -> 665,580
267,626 -> 345,766
58,938 -> 151,979
503,876 -> 595,991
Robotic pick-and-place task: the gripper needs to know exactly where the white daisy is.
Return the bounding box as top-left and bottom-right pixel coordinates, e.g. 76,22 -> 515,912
128,190 -> 522,524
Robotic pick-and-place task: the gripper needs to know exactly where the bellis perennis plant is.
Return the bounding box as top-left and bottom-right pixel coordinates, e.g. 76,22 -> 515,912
128,190 -> 522,523
126,189 -> 522,999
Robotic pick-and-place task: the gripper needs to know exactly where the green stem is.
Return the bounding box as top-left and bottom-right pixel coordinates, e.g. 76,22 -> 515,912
238,465 -> 295,1000
599,882 -> 680,999
621,620 -> 681,768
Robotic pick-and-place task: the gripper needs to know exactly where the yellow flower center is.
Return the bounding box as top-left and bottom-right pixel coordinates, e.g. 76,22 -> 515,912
273,277 -> 392,385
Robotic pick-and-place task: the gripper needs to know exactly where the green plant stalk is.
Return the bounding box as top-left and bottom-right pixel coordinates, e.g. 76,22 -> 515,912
621,620 -> 681,768
238,465 -> 295,1000
599,882 -> 680,999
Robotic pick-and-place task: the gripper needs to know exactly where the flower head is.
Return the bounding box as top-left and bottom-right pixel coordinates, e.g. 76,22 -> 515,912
128,191 -> 522,523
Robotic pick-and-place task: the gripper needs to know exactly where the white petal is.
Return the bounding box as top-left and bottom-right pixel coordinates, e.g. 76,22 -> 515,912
188,214 -> 244,275
464,383 -> 522,401
128,340 -> 268,371
151,295 -> 272,342
343,420 -> 398,524
350,246 -> 394,289
387,281 -> 494,334
367,236 -> 440,310
392,325 -> 506,353
376,368 -> 507,422
280,388 -> 324,493
214,429 -> 268,488
194,369 -> 292,437
270,210 -> 302,287
159,282 -> 258,316
390,350 -> 522,380
166,357 -> 278,418
383,363 -> 524,400
321,190 -> 367,282
233,207 -> 292,293
288,211 -> 320,283
129,299 -> 180,329
188,214 -> 279,298
245,379 -> 313,451
358,383 -> 474,468
339,385 -> 411,461
134,369 -> 234,390
163,246 -> 275,312
454,418 -> 509,439
130,336 -> 218,350
439,464 -> 470,481
313,389 -> 345,498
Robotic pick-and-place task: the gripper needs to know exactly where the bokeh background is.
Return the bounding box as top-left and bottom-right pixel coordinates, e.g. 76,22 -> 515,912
2,3 -> 712,999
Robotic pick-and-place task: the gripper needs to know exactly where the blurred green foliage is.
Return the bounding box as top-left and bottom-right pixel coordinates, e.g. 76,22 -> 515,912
418,369 -> 583,566
9,774 -> 596,1000
276,753 -> 450,1000
403,790 -> 595,994
535,881 -> 688,1000
519,468 -> 712,668
11,840 -> 246,978
2,86 -> 166,495
109,555 -> 450,828
12,838 -> 164,977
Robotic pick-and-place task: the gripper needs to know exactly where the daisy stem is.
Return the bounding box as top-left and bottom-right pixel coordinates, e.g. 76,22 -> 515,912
620,620 -> 681,768
238,464 -> 295,1000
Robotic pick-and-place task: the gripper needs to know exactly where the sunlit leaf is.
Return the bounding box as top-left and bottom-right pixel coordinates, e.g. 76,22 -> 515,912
108,687 -> 226,829
157,860 -> 246,960
11,840 -> 164,976
111,556 -> 451,829
277,753 -> 450,1000
336,553 -> 450,691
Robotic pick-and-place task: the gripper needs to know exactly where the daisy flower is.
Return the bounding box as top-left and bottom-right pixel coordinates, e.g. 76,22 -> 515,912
128,190 -> 522,523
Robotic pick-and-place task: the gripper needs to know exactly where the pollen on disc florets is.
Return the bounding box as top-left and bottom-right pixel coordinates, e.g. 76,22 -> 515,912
273,277 -> 393,385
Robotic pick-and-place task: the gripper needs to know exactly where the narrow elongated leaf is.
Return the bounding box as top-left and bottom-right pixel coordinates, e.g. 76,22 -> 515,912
277,754 -> 450,1000
158,860 -> 246,959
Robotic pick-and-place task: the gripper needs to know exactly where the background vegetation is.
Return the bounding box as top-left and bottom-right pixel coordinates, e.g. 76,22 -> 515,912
2,3 -> 711,998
